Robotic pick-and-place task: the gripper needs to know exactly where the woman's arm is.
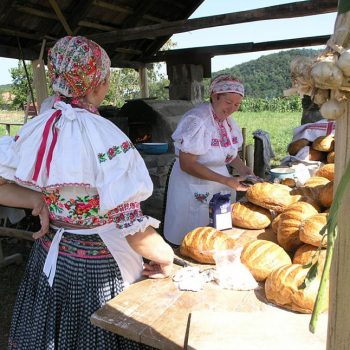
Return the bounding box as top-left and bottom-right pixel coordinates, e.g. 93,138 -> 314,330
126,226 -> 174,279
0,182 -> 49,239
179,151 -> 248,191
229,156 -> 255,177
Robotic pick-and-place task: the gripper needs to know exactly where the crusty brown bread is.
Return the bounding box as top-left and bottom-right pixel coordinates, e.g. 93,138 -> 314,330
240,239 -> 291,282
291,186 -> 322,208
318,181 -> 333,208
312,135 -> 334,152
299,213 -> 328,247
314,163 -> 335,181
271,213 -> 282,234
308,148 -> 326,162
246,182 -> 301,213
293,244 -> 326,274
231,202 -> 272,229
265,264 -> 328,313
327,151 -> 335,163
304,176 -> 330,188
180,226 -> 235,264
287,138 -> 310,156
280,178 -> 296,188
277,202 -> 318,252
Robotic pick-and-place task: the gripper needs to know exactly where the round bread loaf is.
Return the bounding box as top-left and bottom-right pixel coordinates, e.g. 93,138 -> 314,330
299,213 -> 328,247
308,148 -> 326,162
312,135 -> 334,152
271,213 -> 281,234
180,226 -> 235,264
327,151 -> 335,163
281,178 -> 296,188
318,181 -> 333,208
291,186 -> 321,208
288,138 -> 310,156
246,182 -> 301,213
265,264 -> 328,313
314,163 -> 334,181
277,202 -> 318,252
293,244 -> 326,274
240,239 -> 291,282
231,202 -> 272,229
304,176 -> 330,188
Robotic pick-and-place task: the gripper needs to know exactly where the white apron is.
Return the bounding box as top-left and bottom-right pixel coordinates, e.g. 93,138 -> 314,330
164,104 -> 242,245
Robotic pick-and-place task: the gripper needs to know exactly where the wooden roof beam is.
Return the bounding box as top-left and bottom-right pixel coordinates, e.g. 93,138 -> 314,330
48,0 -> 73,35
89,0 -> 337,44
93,0 -> 166,24
144,35 -> 331,63
0,44 -> 38,61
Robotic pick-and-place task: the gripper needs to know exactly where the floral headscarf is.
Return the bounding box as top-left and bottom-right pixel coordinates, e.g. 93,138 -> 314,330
48,36 -> 111,98
209,74 -> 245,97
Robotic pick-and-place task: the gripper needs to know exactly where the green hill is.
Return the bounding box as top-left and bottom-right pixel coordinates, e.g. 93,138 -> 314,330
215,48 -> 322,98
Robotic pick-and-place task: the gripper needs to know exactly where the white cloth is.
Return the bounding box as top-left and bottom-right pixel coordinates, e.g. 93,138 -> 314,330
0,101 -> 153,214
164,103 -> 242,245
44,223 -> 146,288
290,119 -> 335,143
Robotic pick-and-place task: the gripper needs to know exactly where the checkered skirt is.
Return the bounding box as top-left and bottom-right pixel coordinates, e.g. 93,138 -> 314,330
8,233 -> 153,350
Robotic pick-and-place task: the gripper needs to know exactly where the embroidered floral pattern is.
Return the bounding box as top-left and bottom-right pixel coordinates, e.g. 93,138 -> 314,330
225,154 -> 234,164
42,189 -> 143,227
98,141 -> 135,163
194,192 -> 210,203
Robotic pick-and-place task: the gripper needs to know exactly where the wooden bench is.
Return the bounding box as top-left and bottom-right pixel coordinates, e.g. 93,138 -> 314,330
0,121 -> 24,135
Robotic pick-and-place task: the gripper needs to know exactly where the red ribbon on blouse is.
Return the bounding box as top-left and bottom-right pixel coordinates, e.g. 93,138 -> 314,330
32,109 -> 62,182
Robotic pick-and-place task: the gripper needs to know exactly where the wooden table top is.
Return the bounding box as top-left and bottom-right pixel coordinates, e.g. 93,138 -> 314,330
90,227 -> 327,349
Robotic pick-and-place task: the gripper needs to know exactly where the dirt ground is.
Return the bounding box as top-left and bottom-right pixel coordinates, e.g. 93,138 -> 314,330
0,238 -> 31,349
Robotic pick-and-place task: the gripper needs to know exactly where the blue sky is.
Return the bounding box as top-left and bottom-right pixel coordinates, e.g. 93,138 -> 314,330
0,0 -> 338,85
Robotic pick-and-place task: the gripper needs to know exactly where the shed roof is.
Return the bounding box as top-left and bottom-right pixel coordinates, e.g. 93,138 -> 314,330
0,0 -> 338,71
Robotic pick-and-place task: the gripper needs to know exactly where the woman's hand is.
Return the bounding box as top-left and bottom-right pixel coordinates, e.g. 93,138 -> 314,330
225,176 -> 249,192
31,201 -> 50,239
142,260 -> 173,279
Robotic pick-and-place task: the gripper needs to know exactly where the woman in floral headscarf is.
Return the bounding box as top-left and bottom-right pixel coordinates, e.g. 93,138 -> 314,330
0,36 -> 173,350
163,74 -> 256,245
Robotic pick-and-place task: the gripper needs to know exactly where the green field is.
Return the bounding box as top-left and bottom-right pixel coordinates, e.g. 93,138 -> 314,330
234,111 -> 300,166
0,110 -> 301,166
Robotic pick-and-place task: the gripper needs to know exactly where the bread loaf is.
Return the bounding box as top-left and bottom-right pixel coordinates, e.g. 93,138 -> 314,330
271,213 -> 281,234
308,148 -> 326,162
246,183 -> 301,213
277,202 -> 318,252
291,186 -> 321,208
288,138 -> 310,156
304,176 -> 330,188
265,264 -> 328,313
314,163 -> 334,181
318,181 -> 333,208
299,213 -> 328,247
281,178 -> 296,188
231,202 -> 272,229
240,240 -> 291,282
312,135 -> 334,152
327,151 -> 335,163
293,244 -> 326,273
180,226 -> 235,264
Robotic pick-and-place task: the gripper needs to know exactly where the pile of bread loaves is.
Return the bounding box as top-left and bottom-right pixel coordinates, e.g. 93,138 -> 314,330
180,163 -> 333,314
288,134 -> 335,163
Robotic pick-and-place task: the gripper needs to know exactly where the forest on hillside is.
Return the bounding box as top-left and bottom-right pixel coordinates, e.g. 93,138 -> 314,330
214,48 -> 322,99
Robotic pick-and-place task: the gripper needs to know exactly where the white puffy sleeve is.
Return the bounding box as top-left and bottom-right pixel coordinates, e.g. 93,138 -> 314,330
172,110 -> 212,155
0,136 -> 18,181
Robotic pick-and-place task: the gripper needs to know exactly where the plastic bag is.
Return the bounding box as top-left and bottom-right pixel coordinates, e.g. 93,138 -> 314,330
213,248 -> 258,291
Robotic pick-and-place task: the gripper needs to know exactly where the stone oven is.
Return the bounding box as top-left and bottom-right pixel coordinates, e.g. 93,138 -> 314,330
101,99 -> 195,225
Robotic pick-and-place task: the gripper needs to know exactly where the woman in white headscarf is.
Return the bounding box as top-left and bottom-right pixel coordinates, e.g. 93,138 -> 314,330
163,74 -> 255,246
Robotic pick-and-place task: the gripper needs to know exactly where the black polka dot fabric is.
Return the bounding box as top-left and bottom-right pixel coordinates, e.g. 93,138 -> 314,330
8,233 -> 155,350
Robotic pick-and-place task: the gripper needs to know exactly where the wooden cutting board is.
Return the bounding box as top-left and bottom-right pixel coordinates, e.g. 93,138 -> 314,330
186,310 -> 327,350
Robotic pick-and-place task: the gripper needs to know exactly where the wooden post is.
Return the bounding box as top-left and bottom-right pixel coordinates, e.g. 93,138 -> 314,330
242,127 -> 247,163
32,59 -> 48,113
327,102 -> 350,350
139,66 -> 149,98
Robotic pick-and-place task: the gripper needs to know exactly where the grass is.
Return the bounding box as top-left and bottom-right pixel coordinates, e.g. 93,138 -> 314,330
234,111 -> 300,166
0,110 -> 301,163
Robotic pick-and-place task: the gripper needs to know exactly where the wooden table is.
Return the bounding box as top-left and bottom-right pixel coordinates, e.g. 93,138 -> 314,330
0,121 -> 24,135
91,227 -> 327,349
